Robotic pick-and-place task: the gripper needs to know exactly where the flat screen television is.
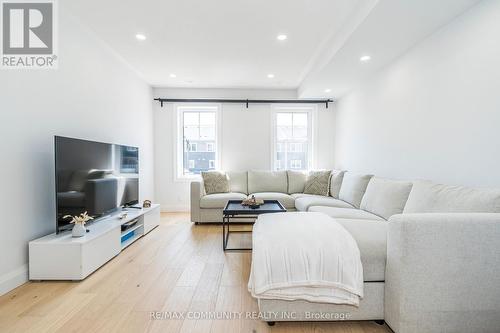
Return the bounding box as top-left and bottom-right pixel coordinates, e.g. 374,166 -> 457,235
55,136 -> 139,233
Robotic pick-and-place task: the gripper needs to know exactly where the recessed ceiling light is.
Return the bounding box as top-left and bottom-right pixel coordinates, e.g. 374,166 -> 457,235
325,88 -> 332,93
169,73 -> 176,78
135,34 -> 147,41
360,55 -> 371,62
277,34 -> 287,41
267,74 -> 275,78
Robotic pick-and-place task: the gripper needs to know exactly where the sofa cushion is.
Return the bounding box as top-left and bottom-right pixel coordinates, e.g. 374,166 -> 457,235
248,170 -> 287,194
290,193 -> 312,200
339,172 -> 373,208
294,195 -> 354,211
360,177 -> 413,220
201,171 -> 230,194
336,219 -> 388,281
304,170 -> 331,196
287,170 -> 307,194
309,206 -> 385,221
200,192 -> 247,209
227,171 -> 248,194
251,192 -> 295,209
329,170 -> 345,199
403,180 -> 500,213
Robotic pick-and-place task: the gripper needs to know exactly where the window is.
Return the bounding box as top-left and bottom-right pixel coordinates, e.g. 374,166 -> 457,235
119,146 -> 139,173
290,160 -> 302,169
289,143 -> 302,152
176,105 -> 221,179
276,159 -> 282,169
272,107 -> 314,171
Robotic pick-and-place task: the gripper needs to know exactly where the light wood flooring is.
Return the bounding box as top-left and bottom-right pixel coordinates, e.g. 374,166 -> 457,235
0,213 -> 391,333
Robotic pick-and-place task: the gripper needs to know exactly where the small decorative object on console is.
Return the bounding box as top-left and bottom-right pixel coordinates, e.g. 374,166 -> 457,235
63,211 -> 93,238
119,212 -> 128,220
242,195 -> 264,209
143,200 -> 152,208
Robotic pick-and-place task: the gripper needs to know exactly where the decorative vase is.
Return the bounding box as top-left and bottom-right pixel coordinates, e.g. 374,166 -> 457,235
72,223 -> 86,237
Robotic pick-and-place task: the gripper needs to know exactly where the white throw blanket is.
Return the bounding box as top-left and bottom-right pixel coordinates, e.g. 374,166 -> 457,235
248,212 -> 364,306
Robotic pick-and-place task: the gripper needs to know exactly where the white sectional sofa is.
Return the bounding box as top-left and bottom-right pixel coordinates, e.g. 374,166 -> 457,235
190,170 -> 500,333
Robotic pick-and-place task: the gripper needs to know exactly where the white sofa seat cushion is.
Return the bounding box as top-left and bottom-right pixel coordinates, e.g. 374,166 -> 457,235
290,193 -> 315,199
360,177 -> 413,220
294,195 -> 354,211
227,171 -> 248,194
308,206 -> 384,221
336,219 -> 388,282
251,192 -> 295,209
248,170 -> 288,194
404,180 -> 500,213
200,192 -> 247,209
339,173 -> 373,208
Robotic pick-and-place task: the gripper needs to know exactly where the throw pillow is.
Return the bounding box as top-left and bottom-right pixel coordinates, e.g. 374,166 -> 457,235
202,171 -> 230,195
304,170 -> 331,196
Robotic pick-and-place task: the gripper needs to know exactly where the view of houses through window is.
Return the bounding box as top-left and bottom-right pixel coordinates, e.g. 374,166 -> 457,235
182,110 -> 217,175
274,111 -> 311,171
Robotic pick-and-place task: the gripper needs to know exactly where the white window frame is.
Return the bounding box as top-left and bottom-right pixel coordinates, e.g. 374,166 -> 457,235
174,104 -> 222,181
276,159 -> 282,170
290,160 -> 302,169
289,142 -> 302,152
270,105 -> 316,171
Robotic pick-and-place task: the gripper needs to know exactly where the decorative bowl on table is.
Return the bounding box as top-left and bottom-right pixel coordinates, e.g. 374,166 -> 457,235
242,195 -> 264,209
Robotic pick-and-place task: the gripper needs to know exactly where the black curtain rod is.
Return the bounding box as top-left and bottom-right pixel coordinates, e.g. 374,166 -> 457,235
154,98 -> 333,109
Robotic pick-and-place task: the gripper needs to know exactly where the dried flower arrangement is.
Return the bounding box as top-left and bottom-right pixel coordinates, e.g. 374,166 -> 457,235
63,211 -> 93,226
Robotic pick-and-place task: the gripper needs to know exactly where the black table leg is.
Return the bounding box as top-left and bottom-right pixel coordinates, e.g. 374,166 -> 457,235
222,215 -> 253,251
222,215 -> 227,250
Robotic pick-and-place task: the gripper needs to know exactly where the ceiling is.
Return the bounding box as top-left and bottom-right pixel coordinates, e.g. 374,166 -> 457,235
64,0 -> 482,98
299,0 -> 483,98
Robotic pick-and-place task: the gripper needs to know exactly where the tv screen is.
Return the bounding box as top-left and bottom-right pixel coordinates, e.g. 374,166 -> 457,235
55,136 -> 139,233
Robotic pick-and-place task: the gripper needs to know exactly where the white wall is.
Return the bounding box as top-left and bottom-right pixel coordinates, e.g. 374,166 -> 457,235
154,88 -> 335,211
334,0 -> 500,187
0,11 -> 154,294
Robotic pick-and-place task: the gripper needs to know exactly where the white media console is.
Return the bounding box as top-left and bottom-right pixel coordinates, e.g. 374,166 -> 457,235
29,204 -> 160,280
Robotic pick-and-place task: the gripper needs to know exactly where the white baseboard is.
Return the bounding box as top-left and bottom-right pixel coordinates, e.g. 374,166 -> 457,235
0,264 -> 28,296
161,205 -> 189,212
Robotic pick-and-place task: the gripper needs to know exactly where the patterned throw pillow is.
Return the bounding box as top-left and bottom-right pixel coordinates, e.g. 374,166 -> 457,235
202,171 -> 230,195
304,170 -> 332,196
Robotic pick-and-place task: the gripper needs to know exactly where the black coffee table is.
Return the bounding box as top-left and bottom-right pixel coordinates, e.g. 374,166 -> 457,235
222,200 -> 286,251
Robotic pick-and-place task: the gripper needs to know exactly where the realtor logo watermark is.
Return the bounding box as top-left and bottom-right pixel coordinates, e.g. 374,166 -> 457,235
1,0 -> 58,69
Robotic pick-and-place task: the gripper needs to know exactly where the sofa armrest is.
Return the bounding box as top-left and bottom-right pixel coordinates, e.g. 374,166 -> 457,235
385,213 -> 500,333
190,180 -> 204,223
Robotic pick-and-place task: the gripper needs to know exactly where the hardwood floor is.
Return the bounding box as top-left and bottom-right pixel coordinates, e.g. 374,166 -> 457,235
0,213 -> 390,333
